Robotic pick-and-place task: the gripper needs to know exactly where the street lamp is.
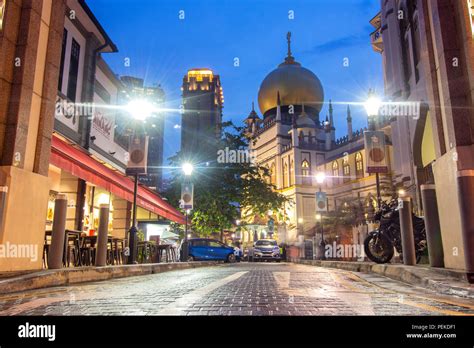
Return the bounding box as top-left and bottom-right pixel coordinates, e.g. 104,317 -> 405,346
182,162 -> 194,176
364,90 -> 382,127
315,171 -> 326,185
126,99 -> 155,121
364,90 -> 383,207
126,99 -> 155,264
181,163 -> 194,262
315,171 -> 327,260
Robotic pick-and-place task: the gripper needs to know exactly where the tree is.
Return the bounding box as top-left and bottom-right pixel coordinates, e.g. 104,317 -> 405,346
164,121 -> 288,238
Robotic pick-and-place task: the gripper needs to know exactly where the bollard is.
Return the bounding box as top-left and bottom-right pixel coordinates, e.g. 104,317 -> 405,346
420,185 -> 444,267
457,170 -> 474,283
398,196 -> 417,265
95,204 -> 110,267
0,186 -> 8,233
48,194 -> 68,269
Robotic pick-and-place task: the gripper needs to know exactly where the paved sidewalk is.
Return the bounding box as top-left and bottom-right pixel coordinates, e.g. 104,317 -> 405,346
0,261 -> 221,295
290,259 -> 474,299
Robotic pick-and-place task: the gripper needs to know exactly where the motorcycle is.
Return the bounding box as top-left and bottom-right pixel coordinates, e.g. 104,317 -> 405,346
364,199 -> 427,264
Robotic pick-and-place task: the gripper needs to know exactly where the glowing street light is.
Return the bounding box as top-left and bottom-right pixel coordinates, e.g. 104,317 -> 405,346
182,163 -> 194,176
126,99 -> 155,121
315,214 -> 322,221
315,172 -> 326,184
364,90 -> 382,117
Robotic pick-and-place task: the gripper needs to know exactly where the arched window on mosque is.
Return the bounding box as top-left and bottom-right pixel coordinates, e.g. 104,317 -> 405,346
302,160 -> 311,185
332,161 -> 339,185
355,152 -> 364,178
343,157 -> 350,183
283,161 -> 289,188
289,159 -> 294,186
270,162 -> 276,186
299,131 -> 304,144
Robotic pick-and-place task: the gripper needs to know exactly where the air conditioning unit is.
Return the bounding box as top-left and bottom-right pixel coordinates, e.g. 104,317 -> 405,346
126,135 -> 149,175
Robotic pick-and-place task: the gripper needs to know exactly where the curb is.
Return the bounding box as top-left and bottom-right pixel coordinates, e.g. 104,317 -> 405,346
0,261 -> 221,295
290,259 -> 474,299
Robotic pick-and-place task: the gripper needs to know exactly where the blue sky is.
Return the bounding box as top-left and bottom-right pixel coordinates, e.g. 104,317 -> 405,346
88,0 -> 384,167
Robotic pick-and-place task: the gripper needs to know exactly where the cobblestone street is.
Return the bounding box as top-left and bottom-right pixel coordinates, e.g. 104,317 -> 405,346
0,263 -> 473,316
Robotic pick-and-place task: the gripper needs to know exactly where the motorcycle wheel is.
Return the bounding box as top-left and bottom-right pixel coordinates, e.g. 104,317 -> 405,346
364,233 -> 394,264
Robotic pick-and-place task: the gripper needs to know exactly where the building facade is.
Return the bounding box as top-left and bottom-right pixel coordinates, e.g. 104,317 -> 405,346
0,0 -> 184,272
181,68 -> 223,161
242,34 -> 394,248
0,0 -> 67,272
374,0 -> 474,275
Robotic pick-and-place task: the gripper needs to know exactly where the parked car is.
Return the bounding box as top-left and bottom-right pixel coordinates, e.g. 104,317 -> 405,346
250,239 -> 281,262
186,238 -> 240,263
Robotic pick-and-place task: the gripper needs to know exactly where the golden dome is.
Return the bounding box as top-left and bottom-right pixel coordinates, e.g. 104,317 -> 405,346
257,32 -> 324,116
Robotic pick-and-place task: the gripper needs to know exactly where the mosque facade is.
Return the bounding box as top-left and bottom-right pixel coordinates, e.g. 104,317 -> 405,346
242,33 -> 395,248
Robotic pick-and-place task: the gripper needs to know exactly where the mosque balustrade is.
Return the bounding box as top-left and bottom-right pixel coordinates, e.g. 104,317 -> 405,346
281,143 -> 293,153
298,141 -> 326,151
334,128 -> 366,147
256,118 -> 276,135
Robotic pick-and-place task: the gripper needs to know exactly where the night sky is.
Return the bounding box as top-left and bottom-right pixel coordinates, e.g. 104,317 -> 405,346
88,0 -> 384,173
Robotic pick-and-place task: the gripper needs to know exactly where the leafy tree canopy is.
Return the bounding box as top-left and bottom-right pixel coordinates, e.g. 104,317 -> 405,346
164,121 -> 288,237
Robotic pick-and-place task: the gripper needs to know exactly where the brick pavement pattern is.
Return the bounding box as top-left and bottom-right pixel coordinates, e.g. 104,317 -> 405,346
0,263 -> 473,316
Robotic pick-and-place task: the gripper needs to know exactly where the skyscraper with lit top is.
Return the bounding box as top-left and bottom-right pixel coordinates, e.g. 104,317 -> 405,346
181,68 -> 223,161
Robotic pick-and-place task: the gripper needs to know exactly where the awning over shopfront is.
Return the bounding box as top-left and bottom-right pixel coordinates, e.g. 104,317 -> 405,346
50,135 -> 186,224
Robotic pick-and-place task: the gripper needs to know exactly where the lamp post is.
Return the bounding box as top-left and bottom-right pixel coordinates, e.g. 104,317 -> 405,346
125,99 -> 154,264
315,171 -> 326,260
364,90 -> 383,207
181,163 -> 193,262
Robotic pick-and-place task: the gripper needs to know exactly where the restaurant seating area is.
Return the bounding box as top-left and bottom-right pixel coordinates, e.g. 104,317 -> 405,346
43,230 -> 178,268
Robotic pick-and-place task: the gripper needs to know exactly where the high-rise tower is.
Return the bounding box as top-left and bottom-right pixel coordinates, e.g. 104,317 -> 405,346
181,68 -> 223,160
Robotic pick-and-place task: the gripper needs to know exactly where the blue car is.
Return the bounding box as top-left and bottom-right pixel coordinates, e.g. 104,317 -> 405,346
187,238 -> 240,263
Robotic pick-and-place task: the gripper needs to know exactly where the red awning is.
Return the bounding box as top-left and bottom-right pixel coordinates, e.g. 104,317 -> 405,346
50,135 -> 185,224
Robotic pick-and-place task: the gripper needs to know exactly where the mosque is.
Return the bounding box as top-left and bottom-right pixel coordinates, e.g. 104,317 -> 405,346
241,33 -> 394,248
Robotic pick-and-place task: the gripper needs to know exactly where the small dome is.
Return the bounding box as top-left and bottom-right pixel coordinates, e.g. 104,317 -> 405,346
296,106 -> 316,128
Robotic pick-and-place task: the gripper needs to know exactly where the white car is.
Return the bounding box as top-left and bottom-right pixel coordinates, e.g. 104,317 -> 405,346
250,239 -> 281,262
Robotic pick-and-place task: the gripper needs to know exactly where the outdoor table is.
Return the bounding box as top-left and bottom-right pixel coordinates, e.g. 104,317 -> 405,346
137,241 -> 156,263
155,244 -> 176,263
83,235 -> 115,265
44,229 -> 83,267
